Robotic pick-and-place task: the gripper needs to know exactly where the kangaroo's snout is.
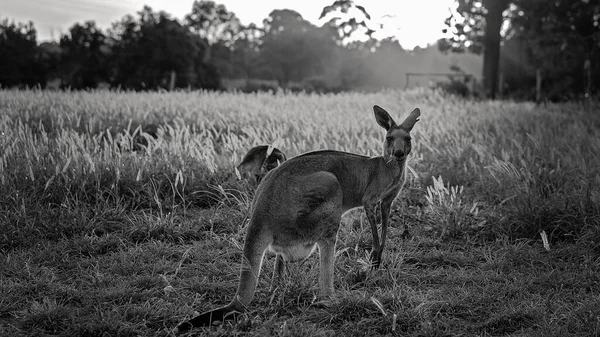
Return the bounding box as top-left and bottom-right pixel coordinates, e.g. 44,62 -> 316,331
394,149 -> 405,158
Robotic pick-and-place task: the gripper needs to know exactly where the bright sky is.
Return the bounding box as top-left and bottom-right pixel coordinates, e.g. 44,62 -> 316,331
0,0 -> 455,50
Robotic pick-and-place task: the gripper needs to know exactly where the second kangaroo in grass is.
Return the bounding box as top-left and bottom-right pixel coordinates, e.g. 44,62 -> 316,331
237,145 -> 287,184
174,105 -> 420,333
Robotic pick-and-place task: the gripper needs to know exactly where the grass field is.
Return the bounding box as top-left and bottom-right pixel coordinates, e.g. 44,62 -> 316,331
1,88 -> 599,336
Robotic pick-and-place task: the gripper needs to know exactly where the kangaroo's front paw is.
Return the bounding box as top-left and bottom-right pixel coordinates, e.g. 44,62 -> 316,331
370,250 -> 383,270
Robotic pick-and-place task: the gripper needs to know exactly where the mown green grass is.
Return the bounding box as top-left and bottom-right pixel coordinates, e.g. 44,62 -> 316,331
1,89 -> 599,336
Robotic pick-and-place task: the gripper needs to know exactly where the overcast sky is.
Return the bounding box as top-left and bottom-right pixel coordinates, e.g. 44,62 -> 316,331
0,0 -> 456,50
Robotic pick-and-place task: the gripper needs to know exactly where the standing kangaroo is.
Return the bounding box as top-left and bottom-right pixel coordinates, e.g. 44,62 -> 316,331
174,105 -> 420,333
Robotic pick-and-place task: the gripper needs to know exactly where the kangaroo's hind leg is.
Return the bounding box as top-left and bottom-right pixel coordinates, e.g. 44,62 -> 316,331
315,205 -> 343,298
317,237 -> 337,297
296,172 -> 344,299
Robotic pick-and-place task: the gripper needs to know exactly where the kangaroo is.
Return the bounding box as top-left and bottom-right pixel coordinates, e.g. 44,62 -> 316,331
237,145 -> 287,183
174,105 -> 420,333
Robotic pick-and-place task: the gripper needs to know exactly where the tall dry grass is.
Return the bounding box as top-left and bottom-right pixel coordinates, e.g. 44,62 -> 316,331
0,88 -> 599,251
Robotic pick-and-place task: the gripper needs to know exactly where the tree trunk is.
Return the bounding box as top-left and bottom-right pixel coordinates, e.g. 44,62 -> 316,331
169,70 -> 176,91
482,0 -> 509,99
536,68 -> 543,105
198,38 -> 212,64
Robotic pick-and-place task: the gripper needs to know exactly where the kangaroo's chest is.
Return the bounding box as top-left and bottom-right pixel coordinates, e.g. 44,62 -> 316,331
361,167 -> 406,207
384,170 -> 407,199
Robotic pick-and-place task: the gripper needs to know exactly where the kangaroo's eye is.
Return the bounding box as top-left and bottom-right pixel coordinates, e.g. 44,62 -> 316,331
386,137 -> 393,144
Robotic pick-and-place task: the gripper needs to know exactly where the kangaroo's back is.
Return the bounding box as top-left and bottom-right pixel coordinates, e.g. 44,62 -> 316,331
256,150 -> 404,213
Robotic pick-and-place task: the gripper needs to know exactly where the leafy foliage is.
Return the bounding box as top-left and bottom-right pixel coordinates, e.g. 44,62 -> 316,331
319,0 -> 376,44
441,0 -> 511,98
441,0 -> 600,99
260,10 -> 337,86
0,1 -> 467,93
0,19 -> 43,87
509,0 -> 600,99
109,7 -> 219,90
185,0 -> 242,46
59,21 -> 110,88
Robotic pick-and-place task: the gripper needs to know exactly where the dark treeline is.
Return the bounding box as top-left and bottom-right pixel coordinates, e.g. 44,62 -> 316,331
1,1 -> 416,93
1,0 -> 599,100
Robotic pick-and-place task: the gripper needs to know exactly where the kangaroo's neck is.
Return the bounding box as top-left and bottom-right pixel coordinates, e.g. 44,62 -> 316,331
372,155 -> 407,184
373,153 -> 406,168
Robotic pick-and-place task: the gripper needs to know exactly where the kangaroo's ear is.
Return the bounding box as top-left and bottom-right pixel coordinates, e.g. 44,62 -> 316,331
373,105 -> 397,131
399,108 -> 421,131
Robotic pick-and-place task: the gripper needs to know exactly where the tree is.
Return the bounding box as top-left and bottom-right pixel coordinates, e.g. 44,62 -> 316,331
0,19 -> 43,87
185,1 -> 241,63
109,6 -> 219,90
441,0 -> 511,99
508,0 -> 600,99
319,0 -> 376,45
37,42 -> 62,87
59,21 -> 111,88
228,23 -> 264,78
260,9 -> 336,86
316,1 -> 390,90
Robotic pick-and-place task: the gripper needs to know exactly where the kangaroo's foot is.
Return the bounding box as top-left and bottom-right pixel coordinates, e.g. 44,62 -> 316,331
173,305 -> 241,334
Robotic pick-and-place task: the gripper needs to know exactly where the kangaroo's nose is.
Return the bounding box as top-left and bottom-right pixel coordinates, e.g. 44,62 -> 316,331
394,149 -> 405,157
